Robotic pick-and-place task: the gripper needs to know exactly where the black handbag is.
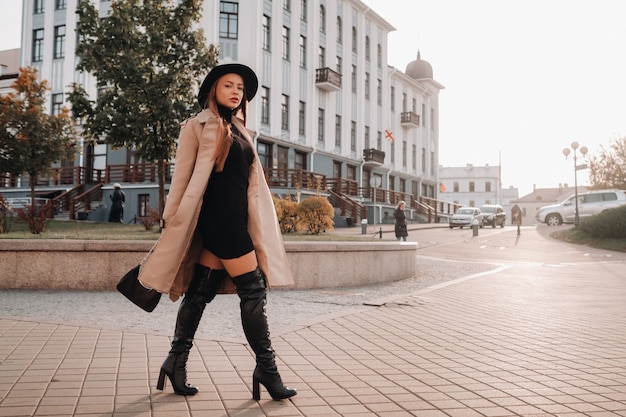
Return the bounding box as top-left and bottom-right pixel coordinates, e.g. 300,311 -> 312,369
116,264 -> 161,312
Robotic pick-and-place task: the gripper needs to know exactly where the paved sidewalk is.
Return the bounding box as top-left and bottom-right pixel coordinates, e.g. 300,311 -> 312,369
2,227 -> 626,416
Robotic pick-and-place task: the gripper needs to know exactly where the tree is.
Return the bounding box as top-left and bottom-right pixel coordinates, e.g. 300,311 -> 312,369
588,137 -> 626,190
0,66 -> 76,233
69,0 -> 219,218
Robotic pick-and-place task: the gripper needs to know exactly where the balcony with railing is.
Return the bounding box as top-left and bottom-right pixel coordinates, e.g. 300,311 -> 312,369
401,111 -> 420,128
315,67 -> 342,91
362,148 -> 385,166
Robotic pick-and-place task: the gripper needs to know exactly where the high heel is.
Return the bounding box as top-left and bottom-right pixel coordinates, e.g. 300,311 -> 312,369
158,351 -> 198,395
232,269 -> 297,401
156,265 -> 225,395
252,365 -> 297,400
156,368 -> 166,391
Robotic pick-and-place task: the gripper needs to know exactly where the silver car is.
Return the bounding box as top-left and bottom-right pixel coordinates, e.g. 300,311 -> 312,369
536,189 -> 626,226
450,207 -> 484,229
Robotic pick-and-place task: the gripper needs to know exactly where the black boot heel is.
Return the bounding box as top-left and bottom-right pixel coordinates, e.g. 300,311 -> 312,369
156,368 -> 166,391
252,365 -> 297,400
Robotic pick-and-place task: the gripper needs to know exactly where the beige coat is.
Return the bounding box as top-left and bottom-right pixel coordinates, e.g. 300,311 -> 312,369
139,108 -> 294,301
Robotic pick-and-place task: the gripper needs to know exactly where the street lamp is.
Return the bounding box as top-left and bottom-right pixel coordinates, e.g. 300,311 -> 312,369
562,141 -> 588,226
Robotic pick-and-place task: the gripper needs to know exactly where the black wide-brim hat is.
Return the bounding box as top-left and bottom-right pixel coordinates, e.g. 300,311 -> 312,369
197,63 -> 259,108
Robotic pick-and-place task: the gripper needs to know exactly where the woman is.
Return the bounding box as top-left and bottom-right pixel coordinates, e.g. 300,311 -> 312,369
394,200 -> 408,241
139,63 -> 297,401
108,183 -> 125,222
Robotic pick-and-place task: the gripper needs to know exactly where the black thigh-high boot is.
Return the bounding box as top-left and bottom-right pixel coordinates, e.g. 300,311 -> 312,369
231,268 -> 297,401
156,264 -> 225,395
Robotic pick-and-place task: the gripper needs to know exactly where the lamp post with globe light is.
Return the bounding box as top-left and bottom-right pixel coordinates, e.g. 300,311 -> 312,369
562,141 -> 588,226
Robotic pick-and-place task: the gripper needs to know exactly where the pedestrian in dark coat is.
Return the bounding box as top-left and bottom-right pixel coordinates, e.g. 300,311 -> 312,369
108,183 -> 125,222
394,200 -> 408,241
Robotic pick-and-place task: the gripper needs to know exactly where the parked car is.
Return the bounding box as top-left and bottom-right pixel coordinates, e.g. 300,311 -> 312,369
480,204 -> 507,228
535,189 -> 626,226
450,207 -> 484,229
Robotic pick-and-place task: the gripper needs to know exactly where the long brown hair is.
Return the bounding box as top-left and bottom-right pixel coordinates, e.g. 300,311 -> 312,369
205,78 -> 249,172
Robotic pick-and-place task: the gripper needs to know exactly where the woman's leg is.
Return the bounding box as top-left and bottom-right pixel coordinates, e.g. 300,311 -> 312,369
157,252 -> 226,395
221,252 -> 297,401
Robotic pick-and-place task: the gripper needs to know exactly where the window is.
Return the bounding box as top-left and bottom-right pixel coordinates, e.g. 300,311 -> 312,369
51,93 -> 63,115
260,87 -> 270,124
402,141 -> 407,167
431,108 -> 435,131
365,36 -> 370,61
351,27 -> 357,53
376,79 -> 382,105
390,141 -> 394,164
32,29 -> 44,62
430,152 -> 435,175
412,98 -> 417,113
55,0 -> 66,10
318,46 -> 325,67
295,151 -> 306,170
53,25 -> 65,59
319,5 -> 325,33
377,44 -> 382,67
34,0 -> 44,13
281,94 -> 289,130
485,181 -> 491,192
262,15 -> 271,51
317,108 -> 325,143
351,65 -> 357,93
299,35 -> 307,68
412,144 -> 416,169
138,194 -> 150,217
364,126 -> 370,148
350,121 -> 356,151
347,165 -> 356,180
282,26 -> 290,60
364,72 -> 370,100
336,56 -> 342,74
402,93 -> 407,112
469,181 -> 475,192
257,142 -> 271,168
421,148 -> 426,173
283,0 -> 290,11
376,130 -> 381,150
453,182 -> 459,192
298,101 -> 306,135
336,17 -> 342,44
335,115 -> 341,147
390,86 -> 395,111
300,0 -> 307,21
219,1 -> 238,39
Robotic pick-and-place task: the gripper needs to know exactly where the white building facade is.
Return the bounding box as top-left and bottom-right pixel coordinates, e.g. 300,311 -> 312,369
439,164 -> 501,208
17,0 -> 444,223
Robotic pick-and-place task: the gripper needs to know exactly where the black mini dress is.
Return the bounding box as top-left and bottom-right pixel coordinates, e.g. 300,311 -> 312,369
197,108 -> 255,259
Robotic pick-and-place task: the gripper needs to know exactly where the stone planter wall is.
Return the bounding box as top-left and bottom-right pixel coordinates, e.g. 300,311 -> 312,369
0,240 -> 418,290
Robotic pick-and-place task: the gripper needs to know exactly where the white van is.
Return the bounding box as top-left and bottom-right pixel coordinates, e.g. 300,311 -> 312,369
535,189 -> 626,226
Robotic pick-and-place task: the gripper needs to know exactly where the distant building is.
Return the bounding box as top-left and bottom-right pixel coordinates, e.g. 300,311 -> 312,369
0,48 -> 20,94
438,163 -> 503,206
6,0 -> 445,225
512,184 -> 587,226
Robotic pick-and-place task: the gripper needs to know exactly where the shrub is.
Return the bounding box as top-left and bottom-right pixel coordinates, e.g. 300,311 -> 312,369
138,208 -> 160,231
273,195 -> 298,234
0,194 -> 13,234
16,201 -> 54,234
296,196 -> 334,235
578,205 -> 626,238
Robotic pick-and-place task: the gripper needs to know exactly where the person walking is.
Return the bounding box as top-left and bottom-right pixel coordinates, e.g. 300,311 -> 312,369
394,200 -> 408,241
108,183 -> 125,222
138,64 -> 297,401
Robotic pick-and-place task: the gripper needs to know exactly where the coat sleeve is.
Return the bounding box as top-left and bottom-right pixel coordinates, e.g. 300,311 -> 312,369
162,119 -> 198,225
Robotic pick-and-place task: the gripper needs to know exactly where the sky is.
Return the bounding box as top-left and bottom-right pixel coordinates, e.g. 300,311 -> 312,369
2,1 -> 626,197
